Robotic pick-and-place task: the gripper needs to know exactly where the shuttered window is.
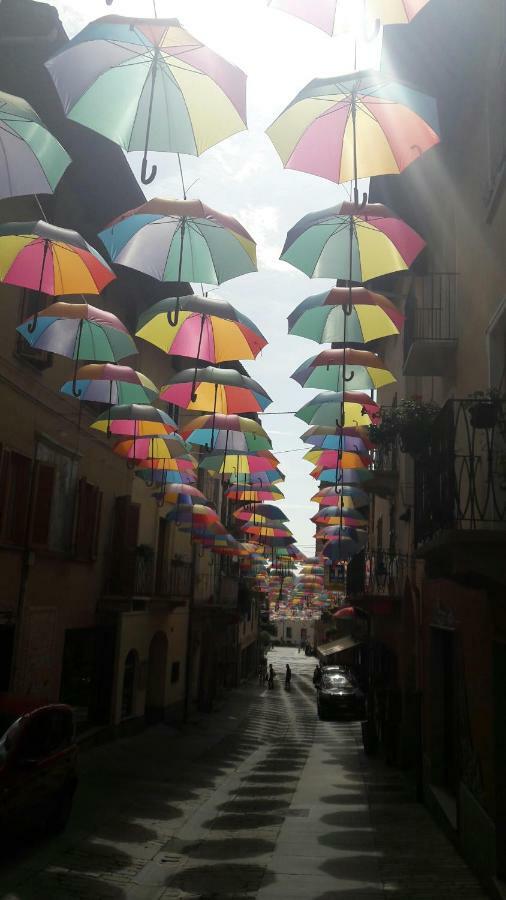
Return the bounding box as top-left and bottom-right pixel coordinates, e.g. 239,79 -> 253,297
73,478 -> 103,562
29,461 -> 55,548
109,496 -> 140,593
4,451 -> 32,546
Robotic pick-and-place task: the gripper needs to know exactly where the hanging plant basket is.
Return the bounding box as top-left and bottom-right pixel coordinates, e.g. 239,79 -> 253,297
370,399 -> 440,460
468,401 -> 499,430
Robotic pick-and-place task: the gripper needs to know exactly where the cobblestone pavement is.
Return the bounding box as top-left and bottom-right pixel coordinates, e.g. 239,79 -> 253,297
0,648 -> 488,900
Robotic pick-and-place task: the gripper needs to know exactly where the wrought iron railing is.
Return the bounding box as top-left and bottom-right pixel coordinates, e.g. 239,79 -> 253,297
157,560 -> 192,598
106,548 -> 154,597
414,399 -> 506,544
403,273 -> 457,361
364,549 -> 409,597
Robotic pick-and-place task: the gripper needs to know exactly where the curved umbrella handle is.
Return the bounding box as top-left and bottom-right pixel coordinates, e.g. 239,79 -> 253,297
71,355 -> 82,398
167,298 -> 180,328
126,458 -> 136,471
141,156 -> 157,185
353,186 -> 368,210
344,370 -> 355,383
27,311 -> 39,335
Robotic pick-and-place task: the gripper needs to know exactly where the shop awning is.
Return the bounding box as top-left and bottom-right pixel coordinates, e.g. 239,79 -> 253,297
318,635 -> 362,657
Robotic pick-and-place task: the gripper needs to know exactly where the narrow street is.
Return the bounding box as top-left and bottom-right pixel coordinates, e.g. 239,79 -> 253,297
0,649 -> 487,900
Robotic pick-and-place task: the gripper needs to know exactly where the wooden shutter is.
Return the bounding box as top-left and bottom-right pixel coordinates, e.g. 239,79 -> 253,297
0,446 -> 11,538
29,461 -> 55,548
74,479 -> 103,561
110,496 -> 139,593
7,452 -> 32,545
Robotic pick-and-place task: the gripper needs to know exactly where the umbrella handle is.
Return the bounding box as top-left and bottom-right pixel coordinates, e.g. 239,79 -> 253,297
344,370 -> 355,383
167,298 -> 180,328
27,311 -> 39,335
353,186 -> 368,209
141,156 -> 157,185
126,458 -> 136,471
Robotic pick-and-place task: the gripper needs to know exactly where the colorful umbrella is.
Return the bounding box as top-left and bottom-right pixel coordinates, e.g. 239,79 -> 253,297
281,202 -> 425,282
153,484 -> 207,505
296,390 -> 381,427
242,524 -> 292,538
112,434 -> 192,462
312,508 -> 368,524
136,294 -> 266,363
292,349 -> 395,392
60,363 -> 157,406
304,448 -> 369,468
0,221 -> 115,326
99,199 -> 257,325
311,485 -> 370,506
18,302 -> 136,397
160,366 -> 271,415
302,425 -> 374,453
90,404 -> 177,437
226,486 -> 285,502
199,451 -> 279,475
317,467 -> 373,485
136,467 -> 197,487
0,90 -> 71,199
288,287 -> 403,344
234,504 -> 288,523
46,15 -> 247,185
268,1 -> 431,35
231,470 -> 285,486
267,70 -> 439,191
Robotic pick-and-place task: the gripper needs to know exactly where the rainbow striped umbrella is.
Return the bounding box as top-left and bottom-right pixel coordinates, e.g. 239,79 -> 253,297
304,449 -> 369,469
288,287 -> 403,344
226,485 -> 285,502
90,404 -> 177,438
0,91 -> 70,199
234,504 -> 288,523
199,451 -> 279,476
302,425 -> 374,454
112,434 -> 192,463
311,485 -> 370,506
267,70 -> 439,186
268,1 -> 431,35
292,349 -> 395,392
46,15 -> 247,185
160,366 -> 271,415
315,467 -> 373,485
296,390 -> 381,427
61,364 -> 157,405
183,414 -> 272,454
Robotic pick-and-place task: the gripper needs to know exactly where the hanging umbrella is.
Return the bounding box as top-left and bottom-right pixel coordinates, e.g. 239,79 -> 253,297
61,364 -> 157,405
311,485 -> 370,506
316,467 -> 373,484
160,366 -> 271,415
296,390 -> 381,427
281,202 -> 425,282
46,15 -> 247,185
99,199 -> 257,326
0,90 -> 71,199
153,484 -> 207,504
234,504 -> 288,523
293,349 -> 395,392
231,470 -> 285,486
199,451 -> 280,476
304,448 -> 369,468
267,70 -> 439,192
288,287 -> 403,344
312,508 -> 368,524
268,0 -> 431,34
136,466 -> 197,487
302,425 -> 374,454
313,504 -> 368,519
226,485 -> 285,502
136,294 -> 266,363
90,404 -> 177,438
112,434 -> 192,462
18,302 -> 136,397
0,221 -> 115,326
182,414 -> 271,449
242,524 -> 293,538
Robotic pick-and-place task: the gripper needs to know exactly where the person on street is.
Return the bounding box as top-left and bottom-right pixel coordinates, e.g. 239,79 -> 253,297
268,664 -> 275,690
313,664 -> 322,688
285,664 -> 292,690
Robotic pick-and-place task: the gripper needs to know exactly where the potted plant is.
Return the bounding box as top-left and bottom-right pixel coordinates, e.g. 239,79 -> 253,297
370,398 -> 440,459
467,389 -> 501,430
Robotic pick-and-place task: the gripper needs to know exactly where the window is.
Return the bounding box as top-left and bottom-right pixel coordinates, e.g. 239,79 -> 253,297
171,661 -> 180,684
34,439 -> 78,552
109,496 -> 140,594
73,478 -> 102,561
0,448 -> 31,545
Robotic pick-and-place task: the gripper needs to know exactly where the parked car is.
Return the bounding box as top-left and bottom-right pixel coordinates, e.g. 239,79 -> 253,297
317,667 -> 366,720
0,695 -> 78,836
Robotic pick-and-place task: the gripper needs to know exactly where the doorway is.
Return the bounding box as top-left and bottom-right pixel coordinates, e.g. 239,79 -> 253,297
146,631 -> 168,723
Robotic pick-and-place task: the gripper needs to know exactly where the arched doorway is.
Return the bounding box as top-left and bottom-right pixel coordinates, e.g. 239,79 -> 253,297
146,631 -> 168,723
121,649 -> 139,719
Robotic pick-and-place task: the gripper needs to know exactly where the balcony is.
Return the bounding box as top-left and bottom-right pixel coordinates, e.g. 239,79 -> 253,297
155,559 -> 192,600
367,443 -> 399,498
346,549 -> 408,606
414,400 -> 506,583
403,274 -> 458,377
103,547 -> 155,611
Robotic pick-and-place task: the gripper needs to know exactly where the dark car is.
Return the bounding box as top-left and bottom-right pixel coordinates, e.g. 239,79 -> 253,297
317,667 -> 365,720
0,695 -> 78,836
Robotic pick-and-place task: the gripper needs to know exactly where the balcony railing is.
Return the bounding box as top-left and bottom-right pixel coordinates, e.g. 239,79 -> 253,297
414,399 -> 506,545
364,549 -> 408,597
403,274 -> 458,376
156,560 -> 192,598
106,548 -> 154,598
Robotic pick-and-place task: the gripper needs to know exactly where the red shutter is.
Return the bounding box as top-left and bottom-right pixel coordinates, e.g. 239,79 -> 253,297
7,453 -> 32,545
0,447 -> 11,538
29,461 -> 55,548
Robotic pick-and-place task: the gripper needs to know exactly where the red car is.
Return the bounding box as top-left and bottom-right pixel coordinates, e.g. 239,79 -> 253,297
0,695 -> 78,835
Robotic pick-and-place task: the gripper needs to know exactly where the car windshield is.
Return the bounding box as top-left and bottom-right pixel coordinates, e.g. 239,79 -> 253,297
322,673 -> 352,689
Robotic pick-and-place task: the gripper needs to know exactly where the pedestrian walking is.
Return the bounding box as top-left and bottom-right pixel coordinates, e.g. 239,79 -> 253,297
267,663 -> 275,690
285,664 -> 292,691
313,664 -> 322,688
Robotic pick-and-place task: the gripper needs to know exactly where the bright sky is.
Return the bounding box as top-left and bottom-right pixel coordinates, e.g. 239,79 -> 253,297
52,0 -> 381,555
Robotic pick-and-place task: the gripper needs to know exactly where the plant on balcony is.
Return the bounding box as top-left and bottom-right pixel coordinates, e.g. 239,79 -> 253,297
370,398 -> 440,459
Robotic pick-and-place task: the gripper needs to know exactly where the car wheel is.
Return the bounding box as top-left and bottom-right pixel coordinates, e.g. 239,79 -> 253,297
46,784 -> 76,834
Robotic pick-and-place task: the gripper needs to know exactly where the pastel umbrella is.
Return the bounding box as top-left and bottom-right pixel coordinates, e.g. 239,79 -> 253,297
18,302 -> 136,397
199,451 -> 280,475
312,509 -> 368,524
268,1 -> 431,34
302,425 -> 374,453
99,198 -> 257,325
61,364 -> 157,405
90,404 -> 177,437
136,294 -> 266,363
112,434 -> 192,462
304,449 -> 369,469
234,504 -> 288,523
136,467 -> 197,487
0,90 -> 71,199
231,470 -> 285,485
296,391 -> 381,427
313,503 -> 368,518
316,526 -> 367,540
226,486 -> 285,502
182,414 -> 272,453
0,221 -> 115,326
288,287 -> 403,344
281,202 -> 425,282
160,366 -> 272,415
45,16 -> 247,185
242,525 -> 293,538
292,349 -> 395,392
317,467 -> 373,484
311,485 -> 370,506
267,70 -> 439,190
153,484 -> 207,505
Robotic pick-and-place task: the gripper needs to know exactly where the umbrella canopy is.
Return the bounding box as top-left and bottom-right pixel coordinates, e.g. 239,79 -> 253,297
0,221 -> 115,297
296,391 -> 381,427
311,485 -> 370,506
242,524 -> 293,538
267,69 -> 439,186
226,485 -> 285,502
153,484 -> 208,504
0,90 -> 71,199
199,450 -> 279,474
317,467 -> 373,484
112,434 -> 192,462
234,504 -> 288,523
268,1 -> 431,34
313,504 -> 368,520
302,425 -> 374,453
99,199 -> 257,286
90,404 -> 177,437
304,448 -> 369,469
160,366 -> 271,414
231,470 -> 285,485
312,508 -> 368,524
281,202 -> 424,282
288,287 -> 403,344
182,414 -> 272,453
136,294 -> 266,363
46,15 -> 247,184
136,467 -> 196,485
292,349 -> 395,392
61,363 -> 157,405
